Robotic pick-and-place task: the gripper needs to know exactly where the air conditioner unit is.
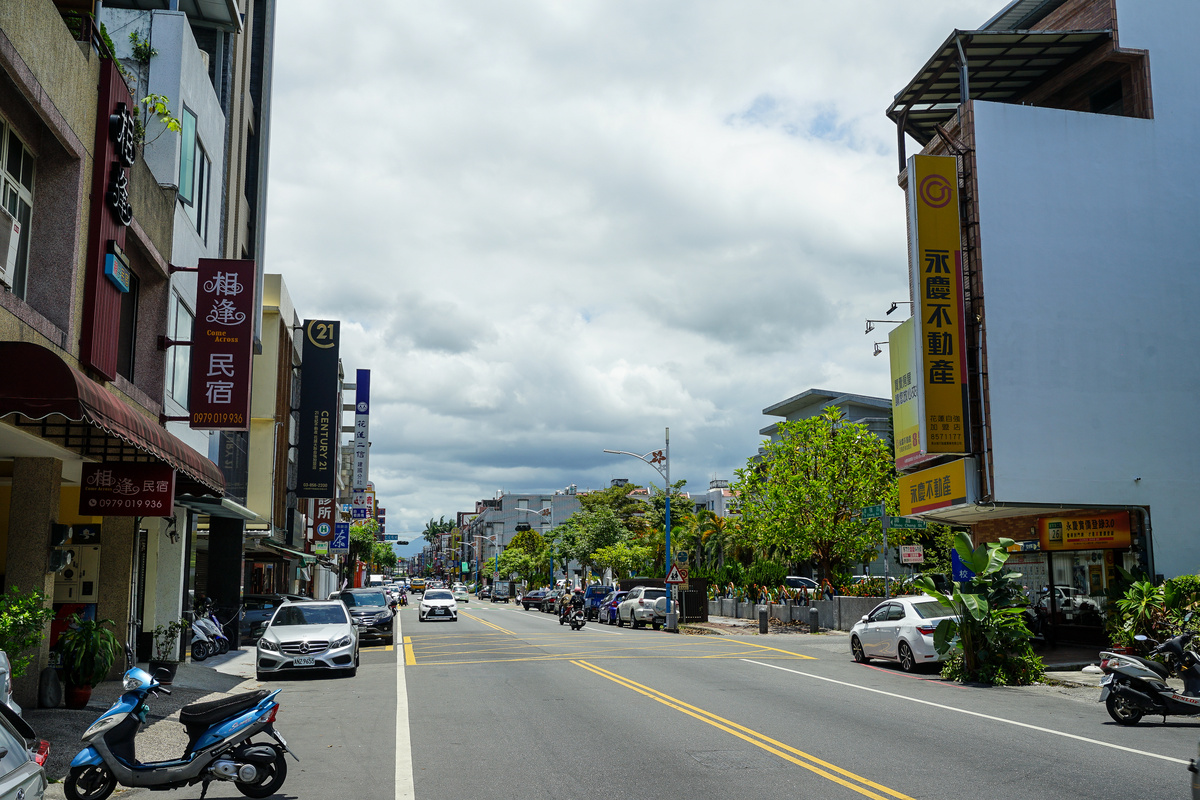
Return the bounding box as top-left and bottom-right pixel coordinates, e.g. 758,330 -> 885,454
0,206 -> 19,289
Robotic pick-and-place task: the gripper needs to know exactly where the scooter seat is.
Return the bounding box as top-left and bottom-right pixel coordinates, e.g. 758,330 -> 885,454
179,690 -> 270,728
1124,654 -> 1171,679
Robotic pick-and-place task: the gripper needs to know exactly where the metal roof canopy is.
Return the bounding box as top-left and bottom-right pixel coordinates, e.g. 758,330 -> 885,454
100,0 -> 243,32
887,28 -> 1112,149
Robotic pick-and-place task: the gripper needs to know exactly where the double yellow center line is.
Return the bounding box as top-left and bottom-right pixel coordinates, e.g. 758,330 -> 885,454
572,660 -> 915,800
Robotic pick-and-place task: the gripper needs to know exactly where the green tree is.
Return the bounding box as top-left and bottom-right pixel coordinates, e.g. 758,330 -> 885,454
732,407 -> 895,581
556,507 -> 624,576
422,516 -> 454,545
592,541 -> 652,582
577,483 -> 648,534
0,588 -> 55,678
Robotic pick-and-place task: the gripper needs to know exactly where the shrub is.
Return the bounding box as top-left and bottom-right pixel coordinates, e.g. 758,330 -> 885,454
0,588 -> 55,678
746,560 -> 787,588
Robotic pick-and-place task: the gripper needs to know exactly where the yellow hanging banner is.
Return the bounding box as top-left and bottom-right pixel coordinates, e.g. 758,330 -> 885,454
907,154 -> 970,454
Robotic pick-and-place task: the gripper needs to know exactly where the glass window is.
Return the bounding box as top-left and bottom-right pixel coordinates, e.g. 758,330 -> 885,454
887,605 -> 906,621
867,605 -> 890,623
0,116 -> 34,299
167,293 -> 193,404
178,108 -> 196,204
911,601 -> 953,620
115,271 -> 140,381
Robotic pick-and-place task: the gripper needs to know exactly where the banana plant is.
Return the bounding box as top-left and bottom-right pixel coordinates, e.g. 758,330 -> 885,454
913,532 -> 1020,674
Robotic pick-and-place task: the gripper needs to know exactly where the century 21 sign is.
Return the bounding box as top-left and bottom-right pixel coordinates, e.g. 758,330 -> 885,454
296,320 -> 341,498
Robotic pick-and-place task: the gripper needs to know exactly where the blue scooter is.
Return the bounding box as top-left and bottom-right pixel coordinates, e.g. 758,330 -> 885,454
65,666 -> 295,800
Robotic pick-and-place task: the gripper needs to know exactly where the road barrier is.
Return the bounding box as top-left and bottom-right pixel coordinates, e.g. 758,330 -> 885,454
707,596 -> 886,631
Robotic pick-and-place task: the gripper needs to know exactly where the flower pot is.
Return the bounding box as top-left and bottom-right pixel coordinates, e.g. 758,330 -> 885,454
64,684 -> 92,709
148,660 -> 179,685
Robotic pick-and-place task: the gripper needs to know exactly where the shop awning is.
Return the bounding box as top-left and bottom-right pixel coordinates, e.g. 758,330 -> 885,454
887,28 -> 1113,145
87,0 -> 244,32
176,494 -> 264,522
0,342 -> 225,495
261,540 -> 317,566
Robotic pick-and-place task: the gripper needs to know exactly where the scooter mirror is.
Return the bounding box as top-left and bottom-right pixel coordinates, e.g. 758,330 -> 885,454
152,667 -> 173,682
1134,634 -> 1149,642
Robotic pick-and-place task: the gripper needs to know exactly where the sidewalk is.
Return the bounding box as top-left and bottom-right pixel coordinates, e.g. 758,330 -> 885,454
30,649 -> 257,795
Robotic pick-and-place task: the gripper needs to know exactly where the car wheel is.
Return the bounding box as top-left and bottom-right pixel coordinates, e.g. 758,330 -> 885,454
632,616 -> 642,630
851,636 -> 870,663
898,641 -> 916,672
616,613 -> 624,627
652,621 -> 662,631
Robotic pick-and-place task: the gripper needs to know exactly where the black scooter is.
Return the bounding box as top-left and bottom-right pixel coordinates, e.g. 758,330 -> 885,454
1100,615 -> 1200,725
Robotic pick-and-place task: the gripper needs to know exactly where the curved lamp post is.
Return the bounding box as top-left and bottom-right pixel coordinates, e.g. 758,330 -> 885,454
603,426 -> 676,631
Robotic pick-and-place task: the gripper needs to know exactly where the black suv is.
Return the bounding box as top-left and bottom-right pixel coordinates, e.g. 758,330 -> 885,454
337,588 -> 395,645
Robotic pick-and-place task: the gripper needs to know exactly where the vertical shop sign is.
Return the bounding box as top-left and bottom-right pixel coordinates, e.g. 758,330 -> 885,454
352,369 -> 370,490
908,154 -> 970,454
296,320 -> 341,497
81,59 -> 137,379
312,498 -> 335,542
189,259 -> 256,430
889,317 -> 927,469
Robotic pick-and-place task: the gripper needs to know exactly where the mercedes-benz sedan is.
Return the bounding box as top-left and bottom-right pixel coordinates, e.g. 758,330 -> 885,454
256,601 -> 359,680
419,589 -> 459,622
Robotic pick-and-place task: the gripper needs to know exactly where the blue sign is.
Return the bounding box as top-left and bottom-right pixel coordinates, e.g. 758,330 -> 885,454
950,549 -> 975,582
332,522 -> 350,554
104,243 -> 131,293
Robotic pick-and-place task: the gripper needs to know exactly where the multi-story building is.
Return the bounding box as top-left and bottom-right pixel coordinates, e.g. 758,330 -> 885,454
461,491 -> 583,585
759,388 -> 891,444
886,0 -> 1197,642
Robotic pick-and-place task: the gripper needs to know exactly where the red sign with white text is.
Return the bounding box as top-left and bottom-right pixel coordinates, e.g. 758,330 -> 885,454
79,462 -> 175,516
190,259 -> 256,430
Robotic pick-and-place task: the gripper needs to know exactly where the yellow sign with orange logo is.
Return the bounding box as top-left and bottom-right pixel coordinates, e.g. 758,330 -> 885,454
889,317 -> 924,469
908,154 -> 970,454
1038,512 -> 1131,551
898,458 -> 976,517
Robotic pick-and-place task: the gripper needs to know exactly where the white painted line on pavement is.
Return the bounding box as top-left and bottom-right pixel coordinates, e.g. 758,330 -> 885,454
395,615 -> 415,799
743,659 -> 1189,765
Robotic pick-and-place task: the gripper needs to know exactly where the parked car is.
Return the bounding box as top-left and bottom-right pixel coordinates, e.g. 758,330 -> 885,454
241,594 -> 312,642
617,587 -> 667,630
477,586 -> 491,600
255,600 -> 359,680
784,576 -> 819,591
522,589 -> 548,611
583,585 -> 614,620
848,595 -> 957,672
336,589 -> 395,645
419,589 -> 459,622
0,699 -> 47,800
597,591 -> 628,625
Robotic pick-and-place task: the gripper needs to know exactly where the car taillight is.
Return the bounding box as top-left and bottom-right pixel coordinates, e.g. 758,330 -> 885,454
638,599 -> 644,606
33,740 -> 49,766
916,625 -> 936,635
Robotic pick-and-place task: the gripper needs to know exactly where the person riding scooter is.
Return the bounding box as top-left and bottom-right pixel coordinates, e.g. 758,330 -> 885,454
559,589 -> 584,622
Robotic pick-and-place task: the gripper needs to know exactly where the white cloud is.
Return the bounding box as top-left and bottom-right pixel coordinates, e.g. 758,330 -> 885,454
266,0 -> 999,548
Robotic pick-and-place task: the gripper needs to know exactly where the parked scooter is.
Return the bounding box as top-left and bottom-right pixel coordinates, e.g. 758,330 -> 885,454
189,613 -> 215,662
1099,613 -> 1200,725
64,666 -> 294,800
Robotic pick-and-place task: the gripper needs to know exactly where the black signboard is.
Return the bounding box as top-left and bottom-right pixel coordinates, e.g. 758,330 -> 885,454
295,320 -> 340,498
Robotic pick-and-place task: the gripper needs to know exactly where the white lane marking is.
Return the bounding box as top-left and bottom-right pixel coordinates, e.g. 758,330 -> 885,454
743,659 -> 1189,765
395,615 -> 415,799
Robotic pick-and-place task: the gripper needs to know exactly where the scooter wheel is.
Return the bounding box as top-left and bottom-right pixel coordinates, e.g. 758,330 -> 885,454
235,744 -> 288,798
1105,690 -> 1145,725
65,763 -> 117,800
217,638 -> 230,655
191,640 -> 210,662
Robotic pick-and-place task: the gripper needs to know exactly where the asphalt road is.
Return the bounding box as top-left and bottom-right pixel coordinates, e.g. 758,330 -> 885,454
96,602 -> 1200,799
404,601 -> 1198,800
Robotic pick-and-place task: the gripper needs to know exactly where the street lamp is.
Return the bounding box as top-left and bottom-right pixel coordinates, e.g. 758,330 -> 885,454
603,426 -> 676,631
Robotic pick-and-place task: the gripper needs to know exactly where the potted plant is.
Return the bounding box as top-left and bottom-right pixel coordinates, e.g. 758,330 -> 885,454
149,619 -> 189,684
56,614 -> 119,709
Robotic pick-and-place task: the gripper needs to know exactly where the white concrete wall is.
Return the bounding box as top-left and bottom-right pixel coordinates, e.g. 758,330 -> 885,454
973,1 -> 1200,576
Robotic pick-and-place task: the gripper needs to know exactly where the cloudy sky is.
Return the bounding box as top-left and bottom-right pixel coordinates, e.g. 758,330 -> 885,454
265,1 -> 998,554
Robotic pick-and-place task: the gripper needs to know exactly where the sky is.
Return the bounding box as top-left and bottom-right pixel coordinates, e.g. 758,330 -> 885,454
265,1 -> 999,557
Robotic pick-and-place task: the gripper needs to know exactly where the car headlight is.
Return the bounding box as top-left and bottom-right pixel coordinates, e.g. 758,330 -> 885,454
333,635 -> 353,648
258,638 -> 279,652
375,610 -> 392,622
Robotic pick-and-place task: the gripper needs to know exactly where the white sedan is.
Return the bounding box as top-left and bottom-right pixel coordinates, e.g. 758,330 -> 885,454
419,589 -> 459,622
256,601 -> 359,679
849,595 -> 957,672
453,588 -> 469,603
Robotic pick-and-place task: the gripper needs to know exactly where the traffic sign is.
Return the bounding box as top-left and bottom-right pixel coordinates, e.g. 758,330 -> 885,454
951,549 -> 975,581
331,522 -> 350,554
665,564 -> 685,584
860,504 -> 884,519
899,545 -> 924,564
676,550 -> 689,564
889,516 -> 928,530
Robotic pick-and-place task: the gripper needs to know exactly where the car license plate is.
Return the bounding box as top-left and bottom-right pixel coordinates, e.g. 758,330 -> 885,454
435,608 -> 445,615
293,656 -> 315,667
1100,674 -> 1113,685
